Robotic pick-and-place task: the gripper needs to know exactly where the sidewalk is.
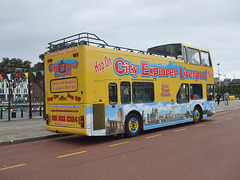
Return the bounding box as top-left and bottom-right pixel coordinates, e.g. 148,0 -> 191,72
0,116 -> 61,145
0,100 -> 240,145
216,99 -> 240,112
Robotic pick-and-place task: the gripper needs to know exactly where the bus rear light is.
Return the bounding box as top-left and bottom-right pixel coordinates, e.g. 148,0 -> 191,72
73,53 -> 79,57
46,114 -> 49,125
81,116 -> 84,128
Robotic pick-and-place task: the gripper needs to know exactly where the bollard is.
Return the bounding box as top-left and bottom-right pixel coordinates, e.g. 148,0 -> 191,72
12,111 -> 16,118
0,108 -> 2,119
21,107 -> 23,118
40,106 -> 42,116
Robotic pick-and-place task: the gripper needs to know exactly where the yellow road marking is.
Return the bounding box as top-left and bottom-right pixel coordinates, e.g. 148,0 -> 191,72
212,120 -> 220,123
109,141 -> 130,147
57,151 -> 87,158
195,124 -> 205,127
0,164 -> 26,171
226,117 -> 233,120
217,111 -> 228,115
174,128 -> 186,132
146,134 -> 162,139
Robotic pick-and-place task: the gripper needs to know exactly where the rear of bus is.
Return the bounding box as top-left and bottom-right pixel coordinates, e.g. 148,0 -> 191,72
44,46 -> 88,136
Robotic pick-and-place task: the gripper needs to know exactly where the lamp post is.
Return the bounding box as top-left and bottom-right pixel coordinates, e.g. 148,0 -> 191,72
28,79 -> 32,119
217,63 -> 220,94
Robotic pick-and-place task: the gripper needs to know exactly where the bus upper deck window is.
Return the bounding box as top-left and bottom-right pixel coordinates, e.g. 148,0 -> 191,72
188,48 -> 201,65
201,51 -> 212,67
183,47 -> 188,63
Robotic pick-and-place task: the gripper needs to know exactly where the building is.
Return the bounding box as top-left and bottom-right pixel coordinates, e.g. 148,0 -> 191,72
31,82 -> 44,103
231,79 -> 240,84
0,79 -> 44,103
0,79 -> 28,103
223,78 -> 231,85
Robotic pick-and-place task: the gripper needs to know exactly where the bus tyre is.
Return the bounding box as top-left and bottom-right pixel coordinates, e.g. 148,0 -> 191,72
193,107 -> 201,123
125,114 -> 141,138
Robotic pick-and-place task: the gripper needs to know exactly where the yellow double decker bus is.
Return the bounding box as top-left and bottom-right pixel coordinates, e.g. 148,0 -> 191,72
44,32 -> 215,137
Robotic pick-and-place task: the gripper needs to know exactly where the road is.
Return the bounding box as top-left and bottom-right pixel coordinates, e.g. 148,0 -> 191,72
1,110 -> 240,180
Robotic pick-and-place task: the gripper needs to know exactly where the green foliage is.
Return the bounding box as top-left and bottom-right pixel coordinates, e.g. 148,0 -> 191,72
221,83 -> 240,96
0,57 -> 32,81
31,62 -> 44,89
31,62 -> 44,72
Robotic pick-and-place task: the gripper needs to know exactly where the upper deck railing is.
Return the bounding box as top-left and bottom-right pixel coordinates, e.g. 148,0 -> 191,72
47,32 -> 147,54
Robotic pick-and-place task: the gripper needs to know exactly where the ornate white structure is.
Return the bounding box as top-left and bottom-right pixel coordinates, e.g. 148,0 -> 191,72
0,79 -> 28,103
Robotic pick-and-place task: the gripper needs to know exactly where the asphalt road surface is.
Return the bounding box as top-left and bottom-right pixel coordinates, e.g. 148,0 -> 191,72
1,110 -> 240,180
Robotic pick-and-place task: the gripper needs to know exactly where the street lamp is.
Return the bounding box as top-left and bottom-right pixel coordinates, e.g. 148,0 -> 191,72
217,63 -> 220,94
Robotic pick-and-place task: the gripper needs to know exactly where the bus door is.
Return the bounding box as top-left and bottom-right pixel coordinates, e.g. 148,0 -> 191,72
176,83 -> 190,116
105,80 -> 125,136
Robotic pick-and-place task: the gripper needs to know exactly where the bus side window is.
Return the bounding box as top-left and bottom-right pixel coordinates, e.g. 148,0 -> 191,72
207,84 -> 214,101
121,82 -> 131,104
109,83 -> 117,105
132,82 -> 154,103
190,84 -> 202,100
177,84 -> 189,103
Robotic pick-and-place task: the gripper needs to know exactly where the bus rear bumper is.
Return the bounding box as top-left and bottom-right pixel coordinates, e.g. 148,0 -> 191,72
46,125 -> 89,136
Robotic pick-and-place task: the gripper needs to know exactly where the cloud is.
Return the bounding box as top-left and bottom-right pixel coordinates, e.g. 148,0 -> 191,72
0,0 -> 239,79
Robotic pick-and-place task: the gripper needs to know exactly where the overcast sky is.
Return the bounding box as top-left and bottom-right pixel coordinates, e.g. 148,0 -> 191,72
1,0 -> 240,80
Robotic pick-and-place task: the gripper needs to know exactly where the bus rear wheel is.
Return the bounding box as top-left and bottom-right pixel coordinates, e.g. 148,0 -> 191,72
193,107 -> 202,123
125,114 -> 141,138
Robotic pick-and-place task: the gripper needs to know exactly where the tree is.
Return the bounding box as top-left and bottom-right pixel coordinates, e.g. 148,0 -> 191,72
220,82 -> 240,97
39,54 -> 44,62
0,58 -> 32,121
31,62 -> 44,90
29,61 -> 45,118
0,57 -> 31,73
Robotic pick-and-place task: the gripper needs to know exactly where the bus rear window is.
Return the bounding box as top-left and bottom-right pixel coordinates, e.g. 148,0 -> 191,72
132,82 -> 154,103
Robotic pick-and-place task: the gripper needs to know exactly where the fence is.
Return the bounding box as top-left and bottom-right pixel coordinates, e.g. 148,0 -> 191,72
0,105 -> 44,120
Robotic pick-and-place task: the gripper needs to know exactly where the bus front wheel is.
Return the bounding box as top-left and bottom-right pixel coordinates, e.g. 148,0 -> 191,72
125,114 -> 141,138
193,107 -> 202,123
